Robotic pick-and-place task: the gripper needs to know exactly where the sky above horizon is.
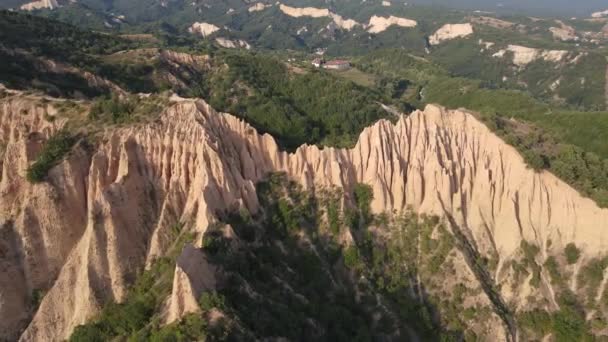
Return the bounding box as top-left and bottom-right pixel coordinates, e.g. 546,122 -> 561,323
406,0 -> 607,16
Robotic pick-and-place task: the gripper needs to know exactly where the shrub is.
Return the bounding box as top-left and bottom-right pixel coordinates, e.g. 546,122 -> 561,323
149,314 -> 208,342
354,184 -> 373,210
578,257 -> 608,300
353,183 -> 374,227
89,94 -> 136,123
26,130 -> 76,183
202,233 -> 229,257
564,243 -> 581,264
70,324 -> 107,342
343,245 -> 362,270
199,291 -> 226,312
327,201 -> 341,235
31,289 -> 45,311
544,256 -> 564,286
518,310 -> 552,336
69,255 -> 175,341
552,306 -> 590,342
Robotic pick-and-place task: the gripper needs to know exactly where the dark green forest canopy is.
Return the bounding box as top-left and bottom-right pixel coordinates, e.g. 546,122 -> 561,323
0,10 -> 133,61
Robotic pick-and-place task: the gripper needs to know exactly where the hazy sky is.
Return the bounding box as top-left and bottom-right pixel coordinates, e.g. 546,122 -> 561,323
407,0 -> 607,16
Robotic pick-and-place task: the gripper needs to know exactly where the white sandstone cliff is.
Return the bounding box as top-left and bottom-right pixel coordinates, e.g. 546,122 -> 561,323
2,94 -> 608,341
188,22 -> 220,37
429,23 -> 474,45
248,3 -> 271,12
367,15 -> 417,33
20,0 -> 58,11
492,45 -> 570,67
278,4 -> 360,31
215,38 -> 251,50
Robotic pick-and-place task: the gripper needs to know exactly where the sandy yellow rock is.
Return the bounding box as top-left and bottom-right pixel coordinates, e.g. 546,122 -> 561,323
1,94 -> 608,341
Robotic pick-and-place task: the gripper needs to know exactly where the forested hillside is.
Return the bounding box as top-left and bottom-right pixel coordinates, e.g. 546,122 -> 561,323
10,0 -> 607,111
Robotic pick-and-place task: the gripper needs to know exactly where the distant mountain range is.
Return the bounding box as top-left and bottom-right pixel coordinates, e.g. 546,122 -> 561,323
4,0 -> 608,17
408,0 -> 606,17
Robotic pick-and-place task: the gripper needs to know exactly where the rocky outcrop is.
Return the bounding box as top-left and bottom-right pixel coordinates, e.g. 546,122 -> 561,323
165,244 -> 216,323
3,93 -> 608,341
248,3 -> 271,12
592,9 -> 608,18
329,14 -> 359,31
550,26 -> 577,41
215,38 -> 251,50
159,50 -> 211,70
278,4 -> 360,31
550,21 -> 578,41
278,4 -> 330,18
429,23 -> 474,45
20,0 -> 58,11
188,22 -> 220,37
492,45 -> 570,66
367,15 -> 417,33
0,96 -> 87,341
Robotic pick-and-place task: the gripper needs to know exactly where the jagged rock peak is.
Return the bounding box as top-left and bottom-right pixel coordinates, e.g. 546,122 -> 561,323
1,94 -> 608,341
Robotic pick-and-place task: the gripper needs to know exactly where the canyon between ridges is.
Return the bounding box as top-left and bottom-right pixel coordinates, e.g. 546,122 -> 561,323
2,92 -> 608,341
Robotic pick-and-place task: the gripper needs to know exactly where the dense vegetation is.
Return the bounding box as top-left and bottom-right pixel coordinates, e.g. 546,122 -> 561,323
518,293 -> 593,342
67,173 -> 507,340
186,52 -> 394,149
0,11 -> 396,150
0,10 -> 132,64
0,10 -> 138,97
88,94 -> 166,124
157,174 -> 500,340
17,0 -> 606,111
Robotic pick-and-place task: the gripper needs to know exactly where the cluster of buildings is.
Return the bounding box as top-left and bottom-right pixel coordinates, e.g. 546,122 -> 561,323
311,58 -> 351,70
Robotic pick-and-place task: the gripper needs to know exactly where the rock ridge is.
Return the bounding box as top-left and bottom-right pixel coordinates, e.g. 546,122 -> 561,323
1,95 -> 608,340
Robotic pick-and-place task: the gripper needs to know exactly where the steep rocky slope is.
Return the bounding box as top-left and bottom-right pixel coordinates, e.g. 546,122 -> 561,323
429,23 -> 474,45
19,0 -> 58,11
2,92 -> 608,340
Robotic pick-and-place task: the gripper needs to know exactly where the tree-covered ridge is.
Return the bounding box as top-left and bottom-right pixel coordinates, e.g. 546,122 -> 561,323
187,52 -> 393,150
17,0 -> 607,111
0,10 -> 133,62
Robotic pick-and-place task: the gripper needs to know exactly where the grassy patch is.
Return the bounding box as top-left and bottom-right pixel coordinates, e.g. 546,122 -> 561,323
88,94 -> 166,125
327,67 -> 378,88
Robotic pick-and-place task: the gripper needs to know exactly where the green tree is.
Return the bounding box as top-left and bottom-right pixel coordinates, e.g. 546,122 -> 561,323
26,130 -> 76,183
564,243 -> 581,264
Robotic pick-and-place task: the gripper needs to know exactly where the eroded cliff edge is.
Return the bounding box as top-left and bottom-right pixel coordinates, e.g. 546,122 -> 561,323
1,93 -> 608,341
